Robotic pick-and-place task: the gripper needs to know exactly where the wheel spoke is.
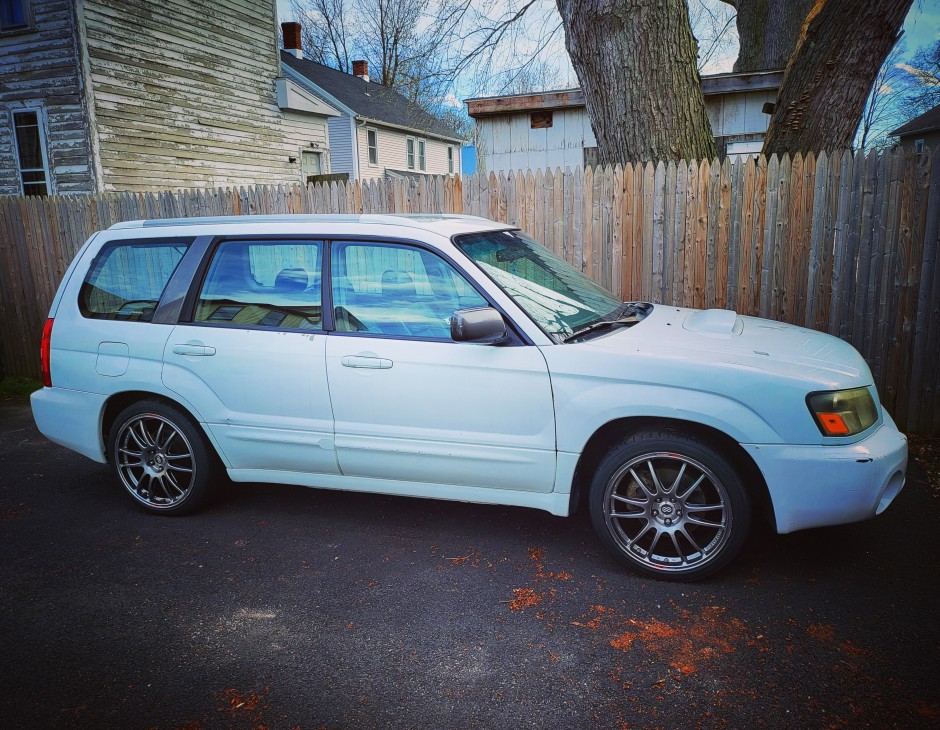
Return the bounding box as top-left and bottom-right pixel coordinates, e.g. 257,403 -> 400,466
679,527 -> 703,554
612,493 -> 646,506
610,511 -> 645,519
646,460 -> 665,495
677,474 -> 706,501
127,427 -> 148,451
162,430 -> 177,451
685,503 -> 724,513
167,464 -> 193,474
628,468 -> 657,500
687,515 -> 723,528
136,421 -> 154,447
154,422 -> 165,449
163,471 -> 185,496
668,463 -> 687,495
165,452 -> 189,461
668,531 -> 685,561
648,528 -> 664,556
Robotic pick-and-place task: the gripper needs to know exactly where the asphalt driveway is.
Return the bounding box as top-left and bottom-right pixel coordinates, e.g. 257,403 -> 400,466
1,400 -> 938,729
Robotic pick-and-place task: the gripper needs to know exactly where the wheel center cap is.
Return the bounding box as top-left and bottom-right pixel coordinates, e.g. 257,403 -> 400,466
660,503 -> 674,516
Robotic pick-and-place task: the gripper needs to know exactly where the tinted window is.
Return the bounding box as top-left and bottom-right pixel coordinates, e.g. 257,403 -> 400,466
80,239 -> 190,321
195,240 -> 323,330
332,242 -> 486,339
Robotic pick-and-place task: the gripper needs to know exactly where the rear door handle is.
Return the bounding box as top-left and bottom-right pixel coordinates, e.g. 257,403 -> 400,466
341,355 -> 392,369
172,344 -> 216,356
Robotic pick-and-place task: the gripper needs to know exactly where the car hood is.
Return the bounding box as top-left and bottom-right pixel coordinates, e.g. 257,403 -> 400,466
542,305 -> 878,445
617,305 -> 868,384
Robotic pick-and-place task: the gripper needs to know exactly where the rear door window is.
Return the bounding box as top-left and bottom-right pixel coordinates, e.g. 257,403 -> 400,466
194,240 -> 323,330
79,239 -> 191,321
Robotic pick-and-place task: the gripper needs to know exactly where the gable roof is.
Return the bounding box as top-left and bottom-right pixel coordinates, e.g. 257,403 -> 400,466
891,103 -> 940,138
281,52 -> 461,142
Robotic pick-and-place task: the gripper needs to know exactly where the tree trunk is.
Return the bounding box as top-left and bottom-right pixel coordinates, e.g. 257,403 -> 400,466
729,0 -> 815,73
557,0 -> 716,163
762,0 -> 913,155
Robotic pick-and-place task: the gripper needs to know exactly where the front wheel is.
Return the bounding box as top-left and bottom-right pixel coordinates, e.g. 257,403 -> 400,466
108,400 -> 218,515
589,431 -> 751,581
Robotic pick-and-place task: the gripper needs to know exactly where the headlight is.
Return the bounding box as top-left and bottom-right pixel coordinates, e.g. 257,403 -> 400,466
807,387 -> 878,437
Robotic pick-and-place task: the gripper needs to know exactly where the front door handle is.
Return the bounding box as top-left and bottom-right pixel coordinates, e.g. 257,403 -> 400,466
172,344 -> 216,356
341,355 -> 392,369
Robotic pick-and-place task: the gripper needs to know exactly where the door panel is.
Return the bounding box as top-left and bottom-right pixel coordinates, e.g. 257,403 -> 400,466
326,337 -> 556,491
164,327 -> 337,474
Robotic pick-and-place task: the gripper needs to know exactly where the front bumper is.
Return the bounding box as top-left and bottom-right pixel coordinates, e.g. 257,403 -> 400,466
743,413 -> 908,534
31,387 -> 109,463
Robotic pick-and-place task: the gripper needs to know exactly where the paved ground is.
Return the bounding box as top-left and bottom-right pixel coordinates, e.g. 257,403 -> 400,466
1,400 -> 938,730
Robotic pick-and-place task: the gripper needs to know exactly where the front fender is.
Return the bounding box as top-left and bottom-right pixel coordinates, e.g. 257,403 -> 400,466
552,380 -> 783,454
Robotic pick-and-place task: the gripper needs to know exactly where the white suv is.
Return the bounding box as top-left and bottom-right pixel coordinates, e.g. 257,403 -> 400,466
31,214 -> 908,580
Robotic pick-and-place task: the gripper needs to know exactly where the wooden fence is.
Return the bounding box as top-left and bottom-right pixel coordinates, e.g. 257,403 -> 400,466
1,149 -> 938,433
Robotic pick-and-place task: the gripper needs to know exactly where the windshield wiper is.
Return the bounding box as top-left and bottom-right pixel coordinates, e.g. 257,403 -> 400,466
561,302 -> 647,343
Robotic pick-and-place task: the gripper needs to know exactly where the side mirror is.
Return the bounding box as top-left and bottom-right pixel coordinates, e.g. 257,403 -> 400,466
451,307 -> 508,344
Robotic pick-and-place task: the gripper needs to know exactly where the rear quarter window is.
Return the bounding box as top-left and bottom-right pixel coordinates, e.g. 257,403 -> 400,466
79,239 -> 191,321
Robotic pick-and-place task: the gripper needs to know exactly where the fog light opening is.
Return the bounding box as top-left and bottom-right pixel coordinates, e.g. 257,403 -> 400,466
876,471 -> 905,514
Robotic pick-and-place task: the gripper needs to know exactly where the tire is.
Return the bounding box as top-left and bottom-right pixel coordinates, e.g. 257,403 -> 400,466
588,430 -> 751,581
108,399 -> 218,515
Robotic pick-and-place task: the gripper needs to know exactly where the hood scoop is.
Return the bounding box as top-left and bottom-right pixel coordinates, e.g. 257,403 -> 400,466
682,309 -> 742,338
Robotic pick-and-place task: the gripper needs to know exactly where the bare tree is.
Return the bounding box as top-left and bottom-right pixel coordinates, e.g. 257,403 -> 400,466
898,39 -> 940,115
857,42 -> 909,151
763,0 -> 914,155
290,0 -> 352,72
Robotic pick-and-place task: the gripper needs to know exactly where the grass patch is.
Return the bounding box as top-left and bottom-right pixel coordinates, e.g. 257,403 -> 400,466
0,376 -> 42,402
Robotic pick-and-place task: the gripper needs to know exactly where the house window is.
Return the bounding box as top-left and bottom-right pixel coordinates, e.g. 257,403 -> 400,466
1,0 -> 32,32
418,139 -> 426,171
531,111 -> 553,129
915,139 -> 925,154
12,109 -> 50,196
447,146 -> 454,174
367,128 -> 378,165
406,138 -> 415,169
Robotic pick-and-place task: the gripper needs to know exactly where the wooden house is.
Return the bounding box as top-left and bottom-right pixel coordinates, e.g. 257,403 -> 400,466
279,23 -> 463,182
890,103 -> 940,154
465,71 -> 783,173
0,0 -> 340,195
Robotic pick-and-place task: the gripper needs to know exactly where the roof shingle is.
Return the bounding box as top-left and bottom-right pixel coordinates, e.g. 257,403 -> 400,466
281,52 -> 460,141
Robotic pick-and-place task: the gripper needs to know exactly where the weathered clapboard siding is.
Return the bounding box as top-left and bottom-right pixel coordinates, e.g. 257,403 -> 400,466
0,0 -> 96,194
2,150 -> 938,434
81,0 -> 323,190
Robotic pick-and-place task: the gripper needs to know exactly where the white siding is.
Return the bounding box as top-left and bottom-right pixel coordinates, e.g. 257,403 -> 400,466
476,108 -> 594,175
476,89 -> 776,174
356,124 -> 459,180
82,0 -> 319,190
0,0 -> 95,194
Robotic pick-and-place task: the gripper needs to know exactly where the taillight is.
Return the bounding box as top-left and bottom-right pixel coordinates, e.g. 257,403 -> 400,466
41,318 -> 53,387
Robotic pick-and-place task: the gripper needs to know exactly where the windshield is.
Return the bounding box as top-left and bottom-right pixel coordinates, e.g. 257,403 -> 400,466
454,229 -> 623,342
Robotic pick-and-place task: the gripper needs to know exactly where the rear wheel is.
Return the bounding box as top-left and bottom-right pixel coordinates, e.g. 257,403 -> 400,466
108,400 -> 217,515
589,430 -> 751,580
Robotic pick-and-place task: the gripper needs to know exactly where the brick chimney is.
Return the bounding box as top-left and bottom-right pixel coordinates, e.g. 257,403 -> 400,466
282,22 -> 302,58
352,60 -> 369,82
